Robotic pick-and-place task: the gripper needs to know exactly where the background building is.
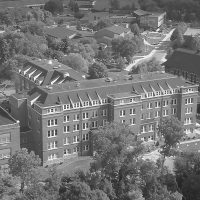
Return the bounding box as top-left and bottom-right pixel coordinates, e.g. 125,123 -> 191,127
9,72 -> 198,166
0,106 -> 20,173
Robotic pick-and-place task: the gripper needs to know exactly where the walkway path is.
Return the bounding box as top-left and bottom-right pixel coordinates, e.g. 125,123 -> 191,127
125,29 -> 175,71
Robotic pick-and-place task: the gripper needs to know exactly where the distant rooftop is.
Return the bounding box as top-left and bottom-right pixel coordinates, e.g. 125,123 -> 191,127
0,106 -> 17,126
184,28 -> 200,36
103,25 -> 130,34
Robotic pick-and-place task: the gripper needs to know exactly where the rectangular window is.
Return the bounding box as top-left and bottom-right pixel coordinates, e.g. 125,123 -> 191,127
82,112 -> 89,120
47,141 -> 58,150
121,119 -> 125,124
82,122 -> 89,130
102,109 -> 107,116
47,108 -> 58,114
83,101 -> 89,107
102,119 -> 107,126
149,124 -> 154,132
63,104 -> 70,110
0,148 -> 10,160
92,121 -> 98,128
130,108 -> 136,115
63,115 -> 70,123
172,108 -> 177,115
74,114 -> 80,121
92,100 -> 99,106
73,124 -> 79,132
147,92 -> 153,98
47,119 -> 58,127
163,109 -> 169,117
163,100 -> 169,107
185,98 -> 194,105
82,133 -> 89,141
47,129 -> 58,138
73,102 -> 80,109
141,113 -> 145,120
156,91 -> 162,96
73,146 -> 79,154
92,110 -> 98,118
63,126 -> 70,133
130,118 -> 135,125
83,145 -> 89,151
171,99 -> 177,105
48,153 -> 58,160
64,149 -> 71,155
147,102 -> 153,109
184,117 -> 192,125
0,133 -> 10,144
102,99 -> 107,104
73,136 -> 80,143
185,107 -> 193,114
155,101 -> 161,108
141,103 -> 145,110
63,137 -> 70,145
120,110 -> 125,117
147,112 -> 151,119
141,125 -> 147,133
120,99 -> 125,104
155,111 -> 160,118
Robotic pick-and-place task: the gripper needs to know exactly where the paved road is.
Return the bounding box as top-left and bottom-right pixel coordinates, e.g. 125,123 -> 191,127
125,29 -> 174,71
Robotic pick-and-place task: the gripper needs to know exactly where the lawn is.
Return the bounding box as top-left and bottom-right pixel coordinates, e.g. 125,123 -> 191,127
38,156 -> 93,181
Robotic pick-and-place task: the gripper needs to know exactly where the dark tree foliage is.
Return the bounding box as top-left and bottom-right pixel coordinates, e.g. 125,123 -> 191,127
44,0 -> 64,14
88,62 -> 108,79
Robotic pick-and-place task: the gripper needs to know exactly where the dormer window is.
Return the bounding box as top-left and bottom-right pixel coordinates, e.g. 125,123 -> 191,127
92,100 -> 99,106
74,102 -> 80,109
47,108 -> 58,114
164,90 -> 170,95
63,104 -> 70,110
83,101 -> 89,107
147,92 -> 153,98
120,99 -> 125,104
156,91 -> 162,96
141,93 -> 146,99
102,99 -> 107,104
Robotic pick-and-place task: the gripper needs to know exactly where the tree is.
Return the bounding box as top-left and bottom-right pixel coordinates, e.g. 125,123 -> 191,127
8,148 -> 41,192
62,53 -> 88,72
0,38 -> 10,64
88,62 -> 108,79
115,56 -> 126,70
130,23 -> 140,36
186,36 -> 200,51
69,0 -> 79,13
93,19 -> 113,31
158,117 -> 184,173
44,0 -> 64,15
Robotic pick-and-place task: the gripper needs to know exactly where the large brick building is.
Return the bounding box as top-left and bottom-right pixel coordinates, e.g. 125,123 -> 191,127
9,72 -> 198,165
0,107 -> 20,172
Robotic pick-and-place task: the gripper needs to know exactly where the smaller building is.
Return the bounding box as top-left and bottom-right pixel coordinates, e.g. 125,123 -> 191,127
14,56 -> 86,92
0,106 -> 20,173
44,26 -> 77,40
134,9 -> 166,30
183,27 -> 200,40
94,25 -> 132,46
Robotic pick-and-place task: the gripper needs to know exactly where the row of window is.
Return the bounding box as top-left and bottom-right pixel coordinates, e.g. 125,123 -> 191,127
184,117 -> 193,125
185,98 -> 194,105
47,145 -> 89,161
48,134 -> 89,150
141,124 -> 154,133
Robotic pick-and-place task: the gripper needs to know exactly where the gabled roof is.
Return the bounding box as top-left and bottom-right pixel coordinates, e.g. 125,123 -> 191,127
44,27 -> 77,40
163,48 -> 200,75
103,25 -> 130,35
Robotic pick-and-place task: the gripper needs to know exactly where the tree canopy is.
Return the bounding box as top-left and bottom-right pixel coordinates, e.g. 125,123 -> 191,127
44,0 -> 64,15
88,62 -> 108,79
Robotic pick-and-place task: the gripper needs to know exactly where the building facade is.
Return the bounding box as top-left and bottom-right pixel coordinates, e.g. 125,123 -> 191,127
9,73 -> 198,166
0,107 -> 20,172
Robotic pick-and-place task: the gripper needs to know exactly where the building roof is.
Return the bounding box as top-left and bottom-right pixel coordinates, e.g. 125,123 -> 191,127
184,28 -> 200,37
24,72 -> 195,107
163,48 -> 200,75
103,25 -> 130,34
44,27 -> 77,40
133,9 -> 151,16
18,57 -> 85,87
0,106 -> 18,126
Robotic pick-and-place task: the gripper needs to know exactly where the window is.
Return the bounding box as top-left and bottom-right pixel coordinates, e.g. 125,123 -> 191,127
74,114 -> 80,121
64,126 -> 70,133
0,149 -> 10,160
82,122 -> 89,130
147,102 -> 153,109
156,91 -> 162,96
73,102 -> 80,108
141,103 -> 145,110
185,98 -> 194,105
64,149 -> 70,155
92,100 -> 99,106
47,129 -> 58,138
83,101 -> 89,107
73,136 -> 80,143
102,109 -> 107,116
130,118 -> 135,125
163,110 -> 169,117
47,119 -> 58,127
48,153 -> 58,160
120,99 -> 125,104
82,112 -> 89,120
0,133 -> 10,144
82,133 -> 89,141
63,115 -> 70,123
149,124 -> 154,132
47,141 -> 58,150
102,99 -> 107,104
92,121 -> 98,128
163,100 -> 169,107
120,110 -> 125,117
164,90 -> 170,95
73,124 -> 79,132
63,137 -> 70,145
92,110 -> 98,118
63,104 -> 70,110
171,99 -> 177,105
147,112 -> 151,119
130,108 -> 136,115
47,108 -> 57,114
141,93 -> 146,99
184,117 -> 192,125
155,101 -> 161,108
73,146 -> 79,154
102,119 -> 107,126
185,107 -> 193,114
155,111 -> 160,118
141,113 -> 145,120
83,145 -> 89,151
172,108 -> 177,115
147,92 -> 153,98
141,125 -> 147,133
121,119 -> 125,124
